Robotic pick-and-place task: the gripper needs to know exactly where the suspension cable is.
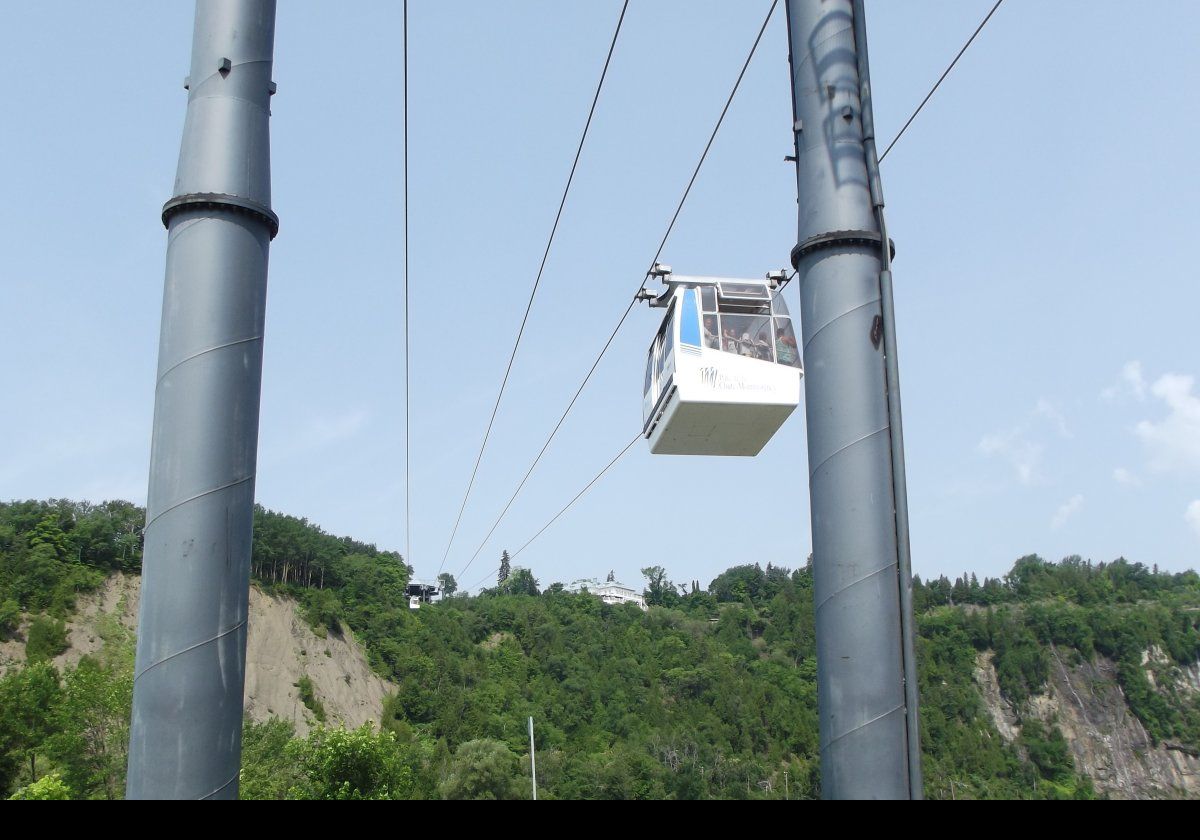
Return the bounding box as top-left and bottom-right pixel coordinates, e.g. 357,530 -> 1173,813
453,0 -> 781,582
878,0 -> 1004,163
437,1 -> 631,576
403,0 -> 412,570
464,432 -> 641,592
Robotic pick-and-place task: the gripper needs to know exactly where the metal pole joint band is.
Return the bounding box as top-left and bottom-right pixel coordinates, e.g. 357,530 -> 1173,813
162,192 -> 280,239
791,229 -> 894,268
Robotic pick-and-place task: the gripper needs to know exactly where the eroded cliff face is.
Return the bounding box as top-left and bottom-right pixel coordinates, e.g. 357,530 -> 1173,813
976,648 -> 1200,799
0,573 -> 395,737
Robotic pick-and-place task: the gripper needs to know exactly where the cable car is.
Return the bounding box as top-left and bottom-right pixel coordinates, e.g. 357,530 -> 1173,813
405,580 -> 439,610
641,267 -> 802,456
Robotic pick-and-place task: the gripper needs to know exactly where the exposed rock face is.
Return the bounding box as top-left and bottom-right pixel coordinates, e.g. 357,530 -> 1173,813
0,573 -> 394,737
243,587 -> 395,736
975,648 -> 1200,799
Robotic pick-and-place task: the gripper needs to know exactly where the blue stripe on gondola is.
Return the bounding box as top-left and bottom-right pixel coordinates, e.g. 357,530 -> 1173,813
680,288 -> 701,349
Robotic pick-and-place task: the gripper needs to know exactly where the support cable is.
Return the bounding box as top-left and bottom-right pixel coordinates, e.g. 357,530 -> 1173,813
438,1 -> 631,576
878,0 -> 1004,163
403,0 -> 412,570
464,432 -> 641,592
454,0 -> 780,582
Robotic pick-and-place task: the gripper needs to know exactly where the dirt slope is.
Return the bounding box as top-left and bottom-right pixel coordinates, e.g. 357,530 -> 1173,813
0,573 -> 395,737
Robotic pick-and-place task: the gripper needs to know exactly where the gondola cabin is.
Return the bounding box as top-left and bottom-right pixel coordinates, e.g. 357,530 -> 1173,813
642,273 -> 802,456
405,580 -> 440,610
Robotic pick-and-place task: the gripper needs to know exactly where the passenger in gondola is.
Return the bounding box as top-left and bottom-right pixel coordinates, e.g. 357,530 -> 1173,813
776,326 -> 799,366
703,316 -> 720,349
754,338 -> 772,361
739,333 -> 756,357
722,326 -> 739,353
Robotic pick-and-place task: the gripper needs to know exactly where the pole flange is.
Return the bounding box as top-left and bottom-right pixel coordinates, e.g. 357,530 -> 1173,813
790,229 -> 894,268
162,192 -> 280,239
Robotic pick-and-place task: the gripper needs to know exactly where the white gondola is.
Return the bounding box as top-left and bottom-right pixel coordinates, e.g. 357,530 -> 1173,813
641,269 -> 802,456
405,580 -> 440,610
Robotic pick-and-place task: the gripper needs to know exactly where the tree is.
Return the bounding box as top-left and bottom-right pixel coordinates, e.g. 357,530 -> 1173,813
285,724 -> 419,800
301,588 -> 343,637
641,566 -> 678,607
0,661 -> 62,787
239,719 -> 303,800
25,616 -> 68,663
28,515 -> 69,560
437,573 -> 458,597
0,600 -> 19,636
503,567 -> 539,597
8,772 -> 70,800
49,655 -> 132,799
438,739 -> 525,800
498,551 -> 511,586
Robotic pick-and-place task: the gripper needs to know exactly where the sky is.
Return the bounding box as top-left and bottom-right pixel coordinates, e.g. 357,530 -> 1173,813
1,1 -> 1198,594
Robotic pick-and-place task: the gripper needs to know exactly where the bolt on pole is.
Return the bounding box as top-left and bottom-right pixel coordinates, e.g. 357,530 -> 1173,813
784,0 -> 921,799
127,0 -> 279,800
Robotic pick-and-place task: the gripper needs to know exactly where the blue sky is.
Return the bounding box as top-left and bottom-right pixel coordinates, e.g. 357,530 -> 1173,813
1,1 -> 1198,593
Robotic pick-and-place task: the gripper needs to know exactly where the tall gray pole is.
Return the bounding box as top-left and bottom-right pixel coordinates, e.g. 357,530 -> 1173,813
529,716 -> 537,801
785,0 -> 921,799
127,0 -> 278,800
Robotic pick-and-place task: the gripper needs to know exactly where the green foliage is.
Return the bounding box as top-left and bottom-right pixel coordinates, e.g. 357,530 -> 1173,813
640,565 -> 678,607
0,599 -> 21,636
300,588 -> 343,637
239,719 -> 304,800
5,497 -> 1199,799
0,661 -> 63,792
499,567 -> 539,597
284,725 -> 422,800
48,653 -> 132,799
24,616 -> 68,663
913,555 -> 1200,611
916,609 -> 1038,799
8,772 -> 71,800
296,675 -> 326,723
437,573 -> 458,597
438,739 -> 525,800
1019,718 -> 1074,783
990,612 -> 1050,706
0,500 -> 132,615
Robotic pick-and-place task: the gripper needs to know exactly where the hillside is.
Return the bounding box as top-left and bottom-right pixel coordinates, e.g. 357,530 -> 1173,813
2,499 -> 1199,799
0,574 -> 393,737
976,648 -> 1200,798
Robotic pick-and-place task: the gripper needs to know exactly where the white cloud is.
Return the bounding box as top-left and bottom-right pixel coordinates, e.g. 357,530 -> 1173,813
1102,360 -> 1147,402
1187,501 -> 1200,540
1135,373 -> 1200,473
1112,467 -> 1141,487
979,427 -> 1043,485
1035,398 -> 1071,438
979,398 -> 1070,484
1051,494 -> 1085,529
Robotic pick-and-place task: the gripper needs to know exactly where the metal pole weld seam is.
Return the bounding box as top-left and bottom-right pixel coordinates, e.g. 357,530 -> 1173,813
820,703 -> 905,752
143,475 -> 255,534
807,425 -> 887,480
133,617 -> 249,684
800,297 -> 879,353
198,773 -> 241,801
812,563 -> 892,615
154,336 -> 264,392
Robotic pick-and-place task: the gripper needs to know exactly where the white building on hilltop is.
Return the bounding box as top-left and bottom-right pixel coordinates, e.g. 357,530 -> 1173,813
566,573 -> 648,611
